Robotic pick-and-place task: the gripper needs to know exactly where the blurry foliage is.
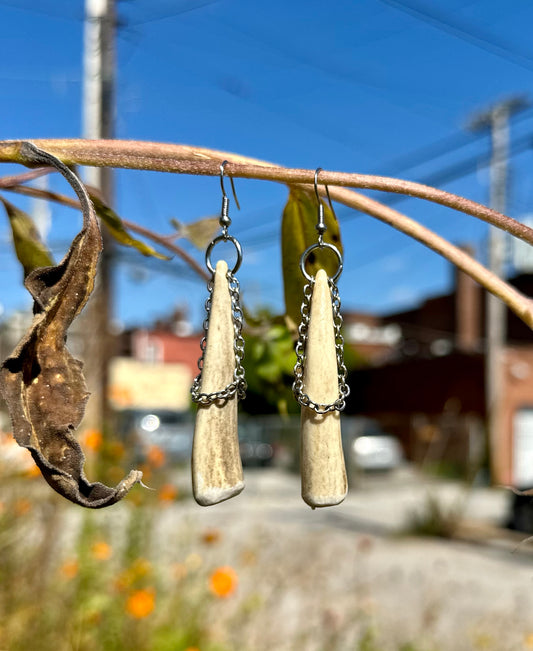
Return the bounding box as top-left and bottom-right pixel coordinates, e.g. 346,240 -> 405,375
169,216 -> 220,250
242,309 -> 298,415
281,187 -> 343,328
0,477 -> 232,651
0,196 -> 54,278
88,188 -> 170,260
404,492 -> 462,539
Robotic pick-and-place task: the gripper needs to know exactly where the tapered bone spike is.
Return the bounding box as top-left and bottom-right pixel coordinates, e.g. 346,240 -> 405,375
300,269 -> 347,508
192,259 -> 244,506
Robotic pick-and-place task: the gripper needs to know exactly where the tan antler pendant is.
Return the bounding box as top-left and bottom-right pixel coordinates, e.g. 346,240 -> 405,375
300,269 -> 347,508
192,260 -> 244,506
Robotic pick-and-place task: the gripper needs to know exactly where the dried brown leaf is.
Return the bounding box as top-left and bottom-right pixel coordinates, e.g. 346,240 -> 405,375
0,142 -> 142,508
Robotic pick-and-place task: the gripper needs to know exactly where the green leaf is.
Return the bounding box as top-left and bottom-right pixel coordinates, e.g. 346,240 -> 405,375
0,195 -> 55,277
87,189 -> 170,260
281,187 -> 343,327
243,319 -> 298,414
170,216 -> 220,249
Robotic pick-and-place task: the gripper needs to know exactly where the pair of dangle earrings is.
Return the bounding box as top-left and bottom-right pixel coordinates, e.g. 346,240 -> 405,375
191,164 -> 349,508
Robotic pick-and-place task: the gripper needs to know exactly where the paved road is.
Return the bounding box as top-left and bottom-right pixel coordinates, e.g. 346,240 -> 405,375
174,464 -> 512,536
155,467 -> 533,650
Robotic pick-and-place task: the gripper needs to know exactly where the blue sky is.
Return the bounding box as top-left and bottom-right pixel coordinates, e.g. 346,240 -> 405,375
1,0 -> 533,329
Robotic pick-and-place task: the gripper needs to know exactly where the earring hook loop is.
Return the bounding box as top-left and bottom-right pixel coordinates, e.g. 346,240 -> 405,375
314,167 -> 326,242
204,161 -> 243,275
220,160 -> 241,211
299,167 -> 343,283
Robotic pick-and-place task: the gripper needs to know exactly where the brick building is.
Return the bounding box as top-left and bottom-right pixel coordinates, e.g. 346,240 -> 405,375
345,269 -> 533,486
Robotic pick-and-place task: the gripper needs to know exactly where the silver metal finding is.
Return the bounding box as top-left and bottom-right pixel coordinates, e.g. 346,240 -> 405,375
206,235 -> 243,275
300,242 -> 343,283
292,167 -> 350,414
205,161 -> 243,274
313,167 -> 334,245
191,162 -> 247,405
300,168 -> 342,282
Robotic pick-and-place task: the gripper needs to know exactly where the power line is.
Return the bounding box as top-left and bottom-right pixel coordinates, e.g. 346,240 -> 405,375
373,130 -> 533,208
377,0 -> 533,73
115,249 -> 203,281
376,105 -> 533,175
124,0 -> 219,26
241,129 -> 533,254
0,0 -> 83,20
375,129 -> 480,176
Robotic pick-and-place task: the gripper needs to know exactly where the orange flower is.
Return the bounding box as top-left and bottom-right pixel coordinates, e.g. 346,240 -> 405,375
146,445 -> 166,468
25,462 -> 41,478
209,566 -> 238,598
83,429 -> 103,452
91,541 -> 112,561
125,588 -> 156,619
201,528 -> 221,545
158,483 -> 178,503
185,647 -> 201,651
60,558 -> 79,580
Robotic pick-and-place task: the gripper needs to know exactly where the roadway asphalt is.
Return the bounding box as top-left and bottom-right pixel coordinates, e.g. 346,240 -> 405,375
151,466 -> 533,650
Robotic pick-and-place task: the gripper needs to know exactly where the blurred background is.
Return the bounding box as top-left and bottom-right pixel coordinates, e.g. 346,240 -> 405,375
2,1 -> 533,649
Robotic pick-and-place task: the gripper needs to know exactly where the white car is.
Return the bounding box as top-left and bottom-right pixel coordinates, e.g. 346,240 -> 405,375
119,409 -> 193,463
349,422 -> 403,472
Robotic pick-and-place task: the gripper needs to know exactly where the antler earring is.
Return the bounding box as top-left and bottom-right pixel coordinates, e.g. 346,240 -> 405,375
190,161 -> 247,506
293,168 -> 350,508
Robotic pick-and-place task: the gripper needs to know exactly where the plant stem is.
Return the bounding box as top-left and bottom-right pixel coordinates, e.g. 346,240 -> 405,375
325,184 -> 533,328
1,138 -> 532,327
2,138 -> 531,243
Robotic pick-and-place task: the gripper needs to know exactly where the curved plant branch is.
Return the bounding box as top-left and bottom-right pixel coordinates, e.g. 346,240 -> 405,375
325,185 -> 533,328
1,177 -> 210,281
2,139 -> 532,244
1,138 -> 532,327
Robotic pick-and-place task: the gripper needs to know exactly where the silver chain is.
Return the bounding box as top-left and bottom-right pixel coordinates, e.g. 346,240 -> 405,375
191,270 -> 247,405
292,277 -> 350,414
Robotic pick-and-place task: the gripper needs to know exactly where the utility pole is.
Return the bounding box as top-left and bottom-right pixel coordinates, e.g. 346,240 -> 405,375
82,0 -> 116,432
468,95 -> 529,483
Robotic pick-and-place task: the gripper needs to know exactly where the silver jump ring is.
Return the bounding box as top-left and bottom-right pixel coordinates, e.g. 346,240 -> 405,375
300,242 -> 343,283
205,234 -> 243,275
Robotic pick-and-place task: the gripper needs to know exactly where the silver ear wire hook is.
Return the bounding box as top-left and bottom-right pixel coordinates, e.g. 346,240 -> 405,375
314,167 -> 326,244
204,161 -> 244,275
299,167 -> 343,283
220,161 -> 241,231
314,167 -> 335,246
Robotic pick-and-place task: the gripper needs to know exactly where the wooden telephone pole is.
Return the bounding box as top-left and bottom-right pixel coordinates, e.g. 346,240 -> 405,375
82,0 -> 116,431
468,95 -> 529,482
